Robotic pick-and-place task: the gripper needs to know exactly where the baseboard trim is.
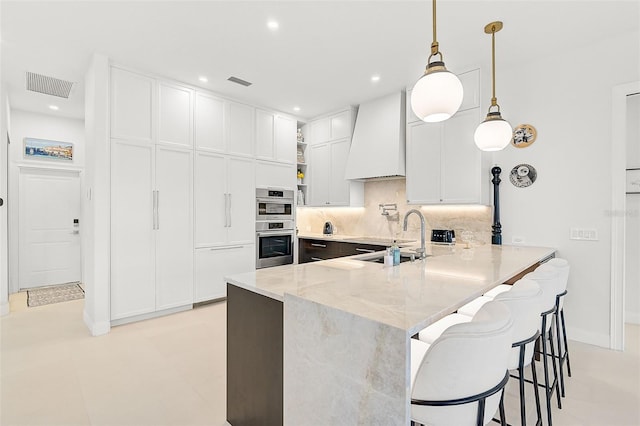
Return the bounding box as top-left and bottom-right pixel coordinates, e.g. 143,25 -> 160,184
110,304 -> 192,327
625,311 -> 640,325
83,309 -> 111,336
566,325 -> 610,349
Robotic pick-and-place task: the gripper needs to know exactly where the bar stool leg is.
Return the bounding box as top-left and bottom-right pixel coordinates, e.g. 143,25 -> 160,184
499,391 -> 507,426
560,309 -> 572,377
518,347 -> 527,426
531,356 -> 543,426
548,325 -> 562,409
540,324 -> 553,426
554,310 -> 566,398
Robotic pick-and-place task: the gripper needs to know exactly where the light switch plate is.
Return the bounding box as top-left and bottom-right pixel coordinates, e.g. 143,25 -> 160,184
570,228 -> 599,241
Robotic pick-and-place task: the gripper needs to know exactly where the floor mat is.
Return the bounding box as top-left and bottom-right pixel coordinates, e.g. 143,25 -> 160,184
27,282 -> 85,307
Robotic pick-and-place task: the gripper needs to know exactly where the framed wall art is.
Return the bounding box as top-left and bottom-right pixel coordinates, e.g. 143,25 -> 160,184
24,138 -> 73,161
511,124 -> 537,148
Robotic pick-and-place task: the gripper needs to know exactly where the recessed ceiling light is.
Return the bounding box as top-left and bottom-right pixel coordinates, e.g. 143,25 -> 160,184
267,20 -> 279,30
371,75 -> 381,82
49,105 -> 59,110
199,76 -> 208,83
293,106 -> 301,112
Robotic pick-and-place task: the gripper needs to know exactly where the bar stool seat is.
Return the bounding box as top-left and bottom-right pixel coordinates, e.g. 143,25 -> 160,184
418,313 -> 472,344
458,296 -> 493,317
484,284 -> 512,299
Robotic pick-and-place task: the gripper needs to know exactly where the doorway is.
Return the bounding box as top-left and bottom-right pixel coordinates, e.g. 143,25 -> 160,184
18,168 -> 81,289
624,93 -> 639,326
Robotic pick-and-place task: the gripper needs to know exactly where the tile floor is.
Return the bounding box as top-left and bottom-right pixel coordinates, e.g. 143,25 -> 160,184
1,292 -> 639,426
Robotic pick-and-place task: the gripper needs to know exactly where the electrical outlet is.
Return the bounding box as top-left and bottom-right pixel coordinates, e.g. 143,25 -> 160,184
512,236 -> 525,245
570,228 -> 599,241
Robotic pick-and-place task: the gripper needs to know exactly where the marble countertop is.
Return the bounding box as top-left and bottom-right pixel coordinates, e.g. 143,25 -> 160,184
297,233 -> 416,246
226,244 -> 555,335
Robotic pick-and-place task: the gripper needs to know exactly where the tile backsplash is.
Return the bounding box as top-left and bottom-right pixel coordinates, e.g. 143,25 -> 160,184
296,178 -> 493,245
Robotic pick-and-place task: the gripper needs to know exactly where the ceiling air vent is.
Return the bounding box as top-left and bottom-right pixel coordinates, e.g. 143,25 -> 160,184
227,76 -> 252,87
25,72 -> 75,98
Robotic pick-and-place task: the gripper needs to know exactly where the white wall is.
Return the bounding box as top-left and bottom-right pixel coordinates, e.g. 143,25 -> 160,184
0,89 -> 9,315
625,93 -> 640,324
7,109 -> 84,293
492,30 -> 640,347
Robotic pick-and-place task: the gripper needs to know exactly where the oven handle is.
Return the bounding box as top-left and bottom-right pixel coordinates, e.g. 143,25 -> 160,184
257,231 -> 295,237
256,197 -> 294,203
209,245 -> 243,251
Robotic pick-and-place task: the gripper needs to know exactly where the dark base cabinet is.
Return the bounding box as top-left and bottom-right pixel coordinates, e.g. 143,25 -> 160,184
227,284 -> 283,426
298,238 -> 387,264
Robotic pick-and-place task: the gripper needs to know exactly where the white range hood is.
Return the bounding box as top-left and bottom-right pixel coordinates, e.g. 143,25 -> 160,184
345,91 -> 406,180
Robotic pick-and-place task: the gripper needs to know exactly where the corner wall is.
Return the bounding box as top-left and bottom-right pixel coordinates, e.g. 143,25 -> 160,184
493,30 -> 640,347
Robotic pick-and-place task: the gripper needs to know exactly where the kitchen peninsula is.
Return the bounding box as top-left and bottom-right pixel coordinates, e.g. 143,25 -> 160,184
226,244 -> 555,426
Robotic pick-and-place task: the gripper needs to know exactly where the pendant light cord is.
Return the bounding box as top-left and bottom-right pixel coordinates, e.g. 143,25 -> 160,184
491,26 -> 497,107
430,0 -> 440,57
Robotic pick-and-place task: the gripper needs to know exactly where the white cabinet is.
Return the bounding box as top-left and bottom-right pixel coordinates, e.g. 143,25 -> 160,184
195,92 -> 224,152
155,146 -> 193,310
275,115 -> 296,163
256,160 -> 295,189
194,152 -> 255,248
256,109 -> 275,159
255,111 -> 296,164
194,245 -> 255,302
407,68 -> 480,124
110,140 -> 193,320
308,109 -> 354,146
309,139 -> 363,206
159,82 -> 193,147
406,108 -> 487,204
111,67 -> 154,143
226,101 -> 254,157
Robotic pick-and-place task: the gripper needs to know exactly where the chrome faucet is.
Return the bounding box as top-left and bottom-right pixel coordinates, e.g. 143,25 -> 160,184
403,209 -> 426,259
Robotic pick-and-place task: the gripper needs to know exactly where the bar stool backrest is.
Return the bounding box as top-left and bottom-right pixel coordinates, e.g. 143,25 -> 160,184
524,266 -> 561,332
493,279 -> 542,369
412,301 -> 513,426
546,258 -> 570,310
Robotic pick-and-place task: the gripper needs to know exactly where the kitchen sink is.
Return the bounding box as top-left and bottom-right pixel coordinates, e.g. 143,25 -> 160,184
361,252 -> 420,264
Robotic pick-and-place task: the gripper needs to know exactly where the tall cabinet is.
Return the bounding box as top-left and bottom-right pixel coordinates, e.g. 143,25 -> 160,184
110,68 -> 194,321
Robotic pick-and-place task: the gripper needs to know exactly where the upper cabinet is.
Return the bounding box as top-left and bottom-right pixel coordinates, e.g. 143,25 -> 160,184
159,82 -> 193,147
195,92 -> 224,152
226,101 -> 255,157
308,109 -> 355,146
255,110 -> 296,164
406,68 -> 480,124
406,108 -> 489,204
111,67 -> 155,142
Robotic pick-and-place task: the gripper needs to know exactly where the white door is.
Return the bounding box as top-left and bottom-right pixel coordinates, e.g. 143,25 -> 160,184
19,168 -> 81,289
194,152 -> 227,247
227,157 -> 255,244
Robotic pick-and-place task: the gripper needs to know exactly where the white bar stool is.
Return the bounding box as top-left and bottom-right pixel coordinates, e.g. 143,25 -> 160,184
545,258 -> 571,397
410,301 -> 514,426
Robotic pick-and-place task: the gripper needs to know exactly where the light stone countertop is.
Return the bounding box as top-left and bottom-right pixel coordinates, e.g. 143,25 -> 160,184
296,233 -> 416,246
226,244 -> 555,335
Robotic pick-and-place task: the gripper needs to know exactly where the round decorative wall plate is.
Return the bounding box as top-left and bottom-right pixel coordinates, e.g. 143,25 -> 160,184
510,164 -> 537,188
512,124 -> 537,148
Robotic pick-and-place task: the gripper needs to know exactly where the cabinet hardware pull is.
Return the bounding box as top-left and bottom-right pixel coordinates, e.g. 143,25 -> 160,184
156,190 -> 160,230
228,193 -> 232,227
355,248 -> 375,253
310,243 -> 327,248
224,193 -> 229,227
152,190 -> 157,230
209,245 -> 243,251
310,257 -> 325,261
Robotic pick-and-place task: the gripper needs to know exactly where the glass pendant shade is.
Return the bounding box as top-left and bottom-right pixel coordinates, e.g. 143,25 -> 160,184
474,112 -> 512,151
410,65 -> 464,123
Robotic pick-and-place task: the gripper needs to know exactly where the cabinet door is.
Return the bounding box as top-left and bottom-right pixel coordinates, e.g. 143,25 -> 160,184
255,109 -> 275,159
227,157 -> 255,244
110,140 -> 155,319
309,144 -> 330,206
155,146 -> 194,310
275,115 -> 296,163
194,245 -> 255,302
441,109 -> 481,203
159,82 -> 193,147
195,92 -> 224,152
406,87 -> 421,124
406,122 -> 442,204
226,101 -> 254,156
330,110 -> 351,141
311,118 -> 331,145
194,152 -> 228,247
329,139 -> 350,205
255,161 -> 295,189
110,68 -> 154,143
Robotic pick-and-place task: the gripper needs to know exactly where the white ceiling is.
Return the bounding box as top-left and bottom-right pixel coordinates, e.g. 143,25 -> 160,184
1,1 -> 638,121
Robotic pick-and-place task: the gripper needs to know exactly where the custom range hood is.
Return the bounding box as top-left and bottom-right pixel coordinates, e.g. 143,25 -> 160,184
345,91 -> 406,180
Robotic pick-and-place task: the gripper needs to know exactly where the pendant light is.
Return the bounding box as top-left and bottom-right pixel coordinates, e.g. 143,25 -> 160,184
410,0 -> 463,123
474,21 -> 512,151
